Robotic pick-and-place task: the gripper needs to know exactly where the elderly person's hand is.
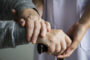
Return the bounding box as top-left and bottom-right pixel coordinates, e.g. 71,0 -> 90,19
37,29 -> 72,55
12,8 -> 51,44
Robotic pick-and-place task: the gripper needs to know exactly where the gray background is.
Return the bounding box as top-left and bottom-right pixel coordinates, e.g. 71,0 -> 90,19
0,44 -> 34,60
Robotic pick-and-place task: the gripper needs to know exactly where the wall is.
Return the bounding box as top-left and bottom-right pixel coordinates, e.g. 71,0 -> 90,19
0,44 -> 34,60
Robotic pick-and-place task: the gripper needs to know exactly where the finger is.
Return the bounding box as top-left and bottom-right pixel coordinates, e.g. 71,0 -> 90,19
65,35 -> 72,47
57,48 -> 74,58
32,20 -> 41,44
19,19 -> 26,27
26,18 -> 34,42
57,39 -> 78,58
40,20 -> 47,37
45,21 -> 51,32
47,43 -> 55,54
54,43 -> 61,55
60,39 -> 67,54
63,40 -> 78,55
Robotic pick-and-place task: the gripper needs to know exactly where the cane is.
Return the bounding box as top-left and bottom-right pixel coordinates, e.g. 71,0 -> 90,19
37,44 -> 64,60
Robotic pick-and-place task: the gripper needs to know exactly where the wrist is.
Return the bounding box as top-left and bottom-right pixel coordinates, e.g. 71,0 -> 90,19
19,8 -> 40,18
33,8 -> 40,15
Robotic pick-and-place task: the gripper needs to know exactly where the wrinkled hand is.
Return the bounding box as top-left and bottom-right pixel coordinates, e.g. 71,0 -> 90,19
37,29 -> 72,55
12,8 -> 51,44
57,22 -> 88,58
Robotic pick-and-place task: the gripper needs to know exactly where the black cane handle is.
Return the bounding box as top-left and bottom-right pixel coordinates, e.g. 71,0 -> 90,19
37,44 -> 63,60
37,44 -> 48,54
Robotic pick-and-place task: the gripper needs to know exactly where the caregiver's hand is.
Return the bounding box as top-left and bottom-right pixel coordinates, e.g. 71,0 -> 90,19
57,4 -> 90,58
57,22 -> 89,58
37,29 -> 72,55
12,8 -> 51,44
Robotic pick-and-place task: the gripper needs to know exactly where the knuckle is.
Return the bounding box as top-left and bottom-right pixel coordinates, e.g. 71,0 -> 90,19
57,29 -> 64,33
28,25 -> 33,29
33,16 -> 38,20
34,34 -> 37,38
50,38 -> 55,44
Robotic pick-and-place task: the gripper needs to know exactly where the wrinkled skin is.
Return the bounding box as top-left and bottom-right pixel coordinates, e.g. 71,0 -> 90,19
37,29 -> 72,55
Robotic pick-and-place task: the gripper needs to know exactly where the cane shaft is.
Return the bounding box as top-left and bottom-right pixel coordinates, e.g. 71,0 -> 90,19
57,58 -> 63,60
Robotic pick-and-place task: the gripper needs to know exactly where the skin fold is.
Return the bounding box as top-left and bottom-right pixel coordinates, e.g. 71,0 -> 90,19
37,29 -> 72,55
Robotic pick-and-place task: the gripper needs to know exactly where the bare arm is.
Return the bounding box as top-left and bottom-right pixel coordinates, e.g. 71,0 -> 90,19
58,4 -> 90,58
79,4 -> 90,28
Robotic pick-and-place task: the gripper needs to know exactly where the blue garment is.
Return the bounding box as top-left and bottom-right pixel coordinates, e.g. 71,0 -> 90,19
0,0 -> 36,48
0,0 -> 35,20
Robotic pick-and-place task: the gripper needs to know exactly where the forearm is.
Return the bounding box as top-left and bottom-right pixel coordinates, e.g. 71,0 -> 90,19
32,0 -> 44,17
0,21 -> 28,48
79,4 -> 90,28
0,20 -> 53,49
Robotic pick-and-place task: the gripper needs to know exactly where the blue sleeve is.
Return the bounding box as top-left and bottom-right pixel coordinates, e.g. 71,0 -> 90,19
0,0 -> 37,20
0,21 -> 28,48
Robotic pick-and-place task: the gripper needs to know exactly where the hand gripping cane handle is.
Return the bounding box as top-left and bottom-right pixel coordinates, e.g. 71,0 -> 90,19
37,44 -> 63,60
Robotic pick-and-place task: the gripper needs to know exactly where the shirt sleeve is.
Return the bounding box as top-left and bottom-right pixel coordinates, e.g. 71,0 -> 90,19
0,21 -> 28,48
13,0 -> 36,14
0,0 -> 37,20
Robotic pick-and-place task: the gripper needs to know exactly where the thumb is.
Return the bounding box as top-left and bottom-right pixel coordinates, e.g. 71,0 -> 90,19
64,39 -> 79,56
57,40 -> 78,58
